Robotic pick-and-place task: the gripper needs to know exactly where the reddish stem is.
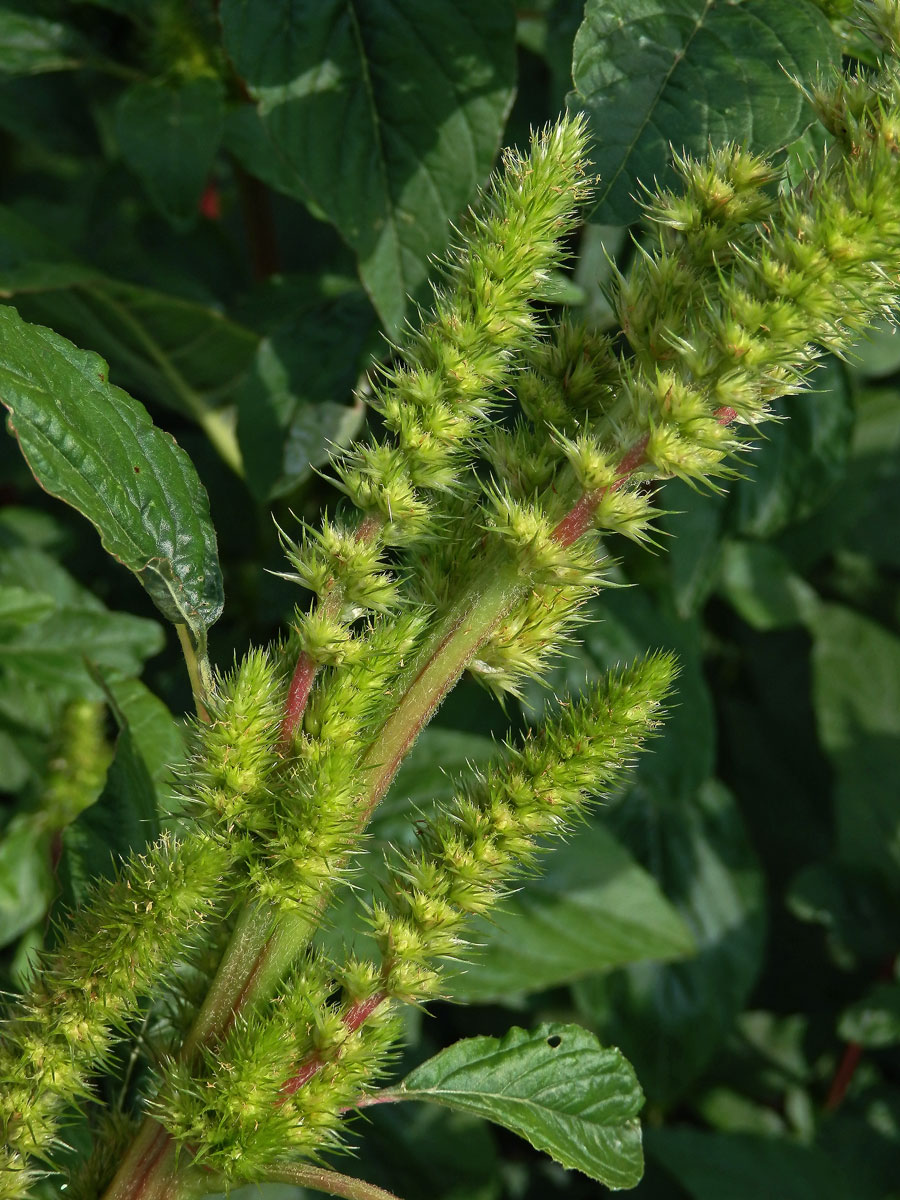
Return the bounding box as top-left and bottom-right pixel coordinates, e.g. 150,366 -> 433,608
233,163 -> 280,282
825,1042 -> 863,1112
552,433 -> 650,548
280,992 -> 387,1100
824,952 -> 897,1113
280,652 -> 318,747
280,514 -> 385,748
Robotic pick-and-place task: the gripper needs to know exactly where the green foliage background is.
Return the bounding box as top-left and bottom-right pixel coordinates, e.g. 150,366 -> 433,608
0,0 -> 898,1197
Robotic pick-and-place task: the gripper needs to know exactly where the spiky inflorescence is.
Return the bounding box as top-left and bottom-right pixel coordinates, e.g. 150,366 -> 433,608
369,653 -> 676,1002
466,34 -> 900,702
0,651 -> 288,1197
156,954 -> 399,1179
187,647 -> 286,840
0,833 -> 229,1199
276,117 -> 593,692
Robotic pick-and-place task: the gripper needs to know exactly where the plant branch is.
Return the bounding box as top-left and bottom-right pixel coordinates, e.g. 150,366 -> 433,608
176,624 -> 210,723
262,1163 -> 403,1200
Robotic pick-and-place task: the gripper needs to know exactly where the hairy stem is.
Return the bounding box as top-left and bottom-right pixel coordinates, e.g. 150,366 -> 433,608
262,1163 -> 402,1200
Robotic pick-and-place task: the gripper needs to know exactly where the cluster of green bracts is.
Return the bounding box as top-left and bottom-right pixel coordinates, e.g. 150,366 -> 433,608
6,3 -> 900,1193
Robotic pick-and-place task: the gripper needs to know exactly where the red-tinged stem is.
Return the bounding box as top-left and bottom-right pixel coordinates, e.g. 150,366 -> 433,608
552,433 -> 650,548
280,652 -> 318,746
824,952 -> 897,1113
233,162 -> 280,282
280,513 -> 385,747
102,1121 -> 190,1200
280,992 -> 388,1099
825,1041 -> 863,1112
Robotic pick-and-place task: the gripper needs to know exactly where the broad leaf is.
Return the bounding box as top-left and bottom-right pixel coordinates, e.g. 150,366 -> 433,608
577,781 -> 766,1105
0,305 -> 224,647
716,541 -> 818,631
397,1023 -> 644,1190
0,8 -> 86,76
221,0 -> 516,333
839,982 -> 900,1048
0,204 -> 259,428
648,1128 -> 851,1200
811,604 -> 900,892
725,367 -> 854,539
235,275 -> 373,499
115,77 -> 225,229
0,583 -> 55,626
447,824 -> 696,1003
0,608 -> 162,694
0,814 -> 53,949
570,0 -> 838,224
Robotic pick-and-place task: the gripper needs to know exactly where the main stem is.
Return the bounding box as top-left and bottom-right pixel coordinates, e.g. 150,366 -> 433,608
106,434 -> 655,1200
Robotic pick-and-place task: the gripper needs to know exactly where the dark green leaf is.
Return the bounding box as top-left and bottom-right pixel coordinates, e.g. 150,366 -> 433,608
398,1023 -> 644,1190
570,0 -> 838,224
221,0 -> 517,333
0,8 -> 86,76
0,814 -> 52,949
353,1106 -> 500,1200
648,1128 -> 850,1200
235,276 -> 373,499
717,541 -> 818,631
0,305 -> 224,647
661,479 -> 727,618
839,982 -> 900,1048
788,860 -> 898,967
0,608 -> 163,697
115,77 -> 225,230
447,823 -> 696,1003
727,367 -> 855,538
811,604 -> 900,892
577,781 -> 766,1105
57,681 -> 178,906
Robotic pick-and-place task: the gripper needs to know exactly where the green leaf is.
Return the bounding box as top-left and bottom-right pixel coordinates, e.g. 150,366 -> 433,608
0,814 -> 53,949
647,1128 -> 851,1200
0,205 -> 259,428
661,479 -> 728,618
398,1023 -> 644,1190
726,369 -> 855,539
577,781 -> 766,1105
235,275 -> 373,499
221,0 -> 517,334
0,609 -> 163,697
570,0 -> 838,224
57,680 -> 181,907
717,541 -> 818,631
810,604 -> 900,891
375,726 -> 500,845
447,823 -> 696,1003
115,77 -> 225,230
788,860 -> 897,967
839,982 -> 900,1048
0,305 -> 224,647
0,8 -> 86,76
0,583 -> 55,626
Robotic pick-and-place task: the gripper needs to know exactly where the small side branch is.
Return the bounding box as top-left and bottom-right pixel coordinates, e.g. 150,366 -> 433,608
263,1162 -> 403,1200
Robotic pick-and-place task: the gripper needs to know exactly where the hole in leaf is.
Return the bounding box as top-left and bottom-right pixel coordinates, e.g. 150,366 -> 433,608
546,1034 -> 562,1049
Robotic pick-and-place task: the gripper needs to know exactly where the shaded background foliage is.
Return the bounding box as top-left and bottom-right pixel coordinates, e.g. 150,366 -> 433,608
0,1 -> 898,1197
